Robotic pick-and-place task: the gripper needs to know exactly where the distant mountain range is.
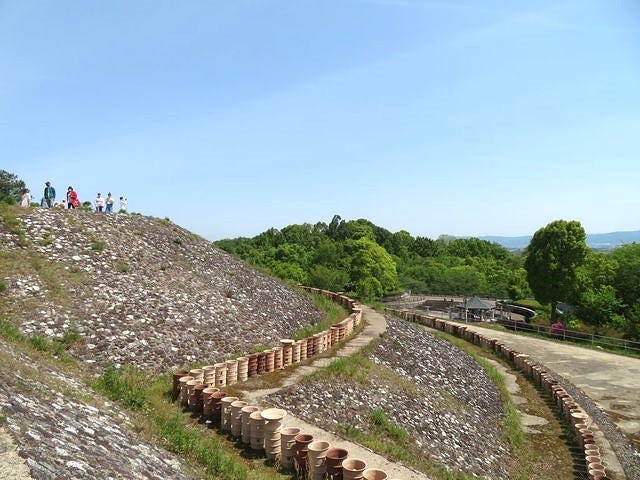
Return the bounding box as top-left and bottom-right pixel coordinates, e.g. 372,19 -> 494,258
476,230 -> 640,251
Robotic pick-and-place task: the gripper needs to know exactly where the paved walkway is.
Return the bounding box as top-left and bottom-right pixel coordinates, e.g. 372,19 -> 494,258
461,323 -> 640,480
237,306 -> 430,480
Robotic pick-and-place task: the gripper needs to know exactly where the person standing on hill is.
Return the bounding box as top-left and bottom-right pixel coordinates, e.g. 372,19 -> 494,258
94,193 -> 105,212
119,196 -> 128,212
21,188 -> 31,207
43,181 -> 56,208
66,186 -> 79,209
105,192 -> 115,213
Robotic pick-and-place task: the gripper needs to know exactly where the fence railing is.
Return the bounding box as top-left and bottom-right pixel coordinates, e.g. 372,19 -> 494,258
494,318 -> 640,354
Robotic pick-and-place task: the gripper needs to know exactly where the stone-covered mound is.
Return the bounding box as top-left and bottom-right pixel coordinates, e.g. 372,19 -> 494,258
268,315 -> 512,479
0,208 -> 322,373
0,338 -> 192,479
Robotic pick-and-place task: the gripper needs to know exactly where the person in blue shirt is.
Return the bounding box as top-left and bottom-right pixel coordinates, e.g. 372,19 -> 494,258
43,181 -> 56,208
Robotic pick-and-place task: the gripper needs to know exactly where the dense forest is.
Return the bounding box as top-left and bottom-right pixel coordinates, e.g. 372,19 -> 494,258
216,215 -> 640,340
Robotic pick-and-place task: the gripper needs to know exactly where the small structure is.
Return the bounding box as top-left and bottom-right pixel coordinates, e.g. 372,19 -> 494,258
458,297 -> 494,322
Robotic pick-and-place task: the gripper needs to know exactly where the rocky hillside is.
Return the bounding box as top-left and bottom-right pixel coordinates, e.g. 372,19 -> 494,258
0,207 -> 326,479
0,207 -> 323,373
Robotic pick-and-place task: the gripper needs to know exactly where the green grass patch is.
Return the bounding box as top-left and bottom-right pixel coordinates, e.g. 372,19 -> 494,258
0,203 -> 29,246
292,292 -> 349,340
93,365 -> 150,410
0,316 -> 24,342
90,238 -> 105,251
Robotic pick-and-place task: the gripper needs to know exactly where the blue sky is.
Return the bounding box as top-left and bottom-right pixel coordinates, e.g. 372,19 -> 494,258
2,1 -> 639,240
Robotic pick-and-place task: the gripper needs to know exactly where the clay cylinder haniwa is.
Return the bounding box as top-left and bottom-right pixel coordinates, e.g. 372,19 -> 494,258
281,339 -> 294,366
292,341 -> 302,363
236,356 -> 249,382
261,408 -> 286,460
273,346 -> 283,370
257,352 -> 267,375
185,380 -> 198,409
209,391 -> 226,427
226,359 -> 239,385
299,340 -> 308,360
265,349 -> 275,373
178,376 -> 194,406
363,468 -> 388,480
241,405 -> 260,445
172,370 -> 189,398
342,458 -> 367,480
293,434 -> 314,477
230,400 -> 248,438
202,387 -> 219,418
326,447 -> 348,478
280,427 -> 301,469
250,410 -> 265,451
214,363 -> 227,388
247,353 -> 258,377
220,396 -> 238,432
307,441 -> 330,480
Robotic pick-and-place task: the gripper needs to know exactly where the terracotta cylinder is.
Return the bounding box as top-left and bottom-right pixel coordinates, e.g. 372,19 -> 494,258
226,360 -> 238,385
191,384 -> 207,415
571,411 -> 590,427
172,370 -> 189,398
326,447 -> 348,478
292,341 -> 302,362
261,408 -> 286,460
257,352 -> 267,375
241,406 -> 261,445
236,357 -> 249,382
202,387 -> 219,418
299,340 -> 308,360
202,365 -> 216,386
272,346 -> 283,370
281,339 -> 294,366
293,434 -> 314,477
247,353 -> 258,377
330,326 -> 339,345
209,391 -> 226,427
220,396 -> 238,432
363,468 -> 388,480
214,363 -> 227,388
588,464 -> 606,479
342,458 -> 366,480
313,334 -> 322,355
230,400 -> 248,438
186,380 -> 198,409
305,337 -> 314,357
308,441 -> 330,480
178,376 -> 194,406
189,368 -> 204,383
265,349 -> 275,373
280,427 -> 301,469
250,411 -> 265,451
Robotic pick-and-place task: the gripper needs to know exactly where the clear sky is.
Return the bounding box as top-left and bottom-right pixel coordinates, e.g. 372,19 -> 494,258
2,1 -> 639,241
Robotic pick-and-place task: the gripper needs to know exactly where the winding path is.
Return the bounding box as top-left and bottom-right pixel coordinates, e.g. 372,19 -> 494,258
237,306 -> 430,480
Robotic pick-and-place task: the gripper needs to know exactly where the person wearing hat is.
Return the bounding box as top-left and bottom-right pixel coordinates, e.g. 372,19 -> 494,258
43,182 -> 56,208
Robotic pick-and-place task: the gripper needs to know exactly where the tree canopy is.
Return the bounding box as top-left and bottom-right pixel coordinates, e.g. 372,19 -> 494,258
524,220 -> 588,322
0,170 -> 26,205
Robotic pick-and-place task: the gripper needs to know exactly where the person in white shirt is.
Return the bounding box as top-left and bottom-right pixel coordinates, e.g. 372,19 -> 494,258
94,193 -> 105,212
119,196 -> 128,212
105,192 -> 115,213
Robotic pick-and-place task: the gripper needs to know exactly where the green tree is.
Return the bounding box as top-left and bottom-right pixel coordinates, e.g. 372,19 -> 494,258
610,243 -> 640,307
347,237 -> 398,298
576,285 -> 622,333
0,170 -> 26,205
524,220 -> 588,322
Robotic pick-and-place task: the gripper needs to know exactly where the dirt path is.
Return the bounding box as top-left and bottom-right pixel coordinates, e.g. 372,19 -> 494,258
237,306 -> 430,480
0,427 -> 31,480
